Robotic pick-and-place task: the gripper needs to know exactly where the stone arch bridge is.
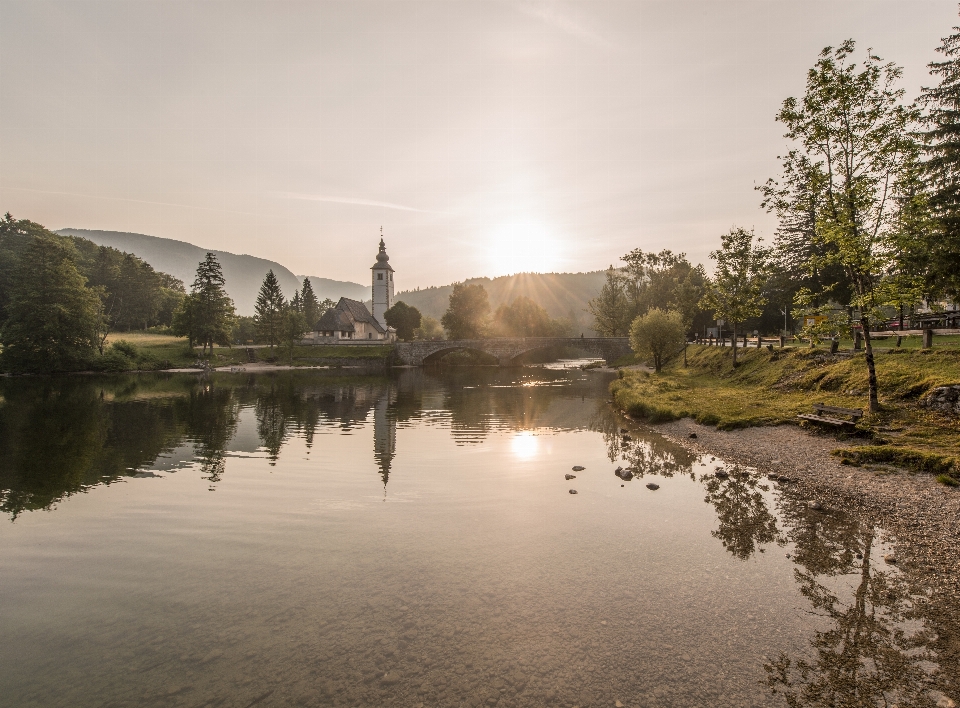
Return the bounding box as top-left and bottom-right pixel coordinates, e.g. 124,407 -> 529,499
393,337 -> 631,367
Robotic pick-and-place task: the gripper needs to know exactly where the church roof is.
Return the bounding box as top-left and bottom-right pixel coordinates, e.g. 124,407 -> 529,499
314,297 -> 386,334
314,308 -> 355,332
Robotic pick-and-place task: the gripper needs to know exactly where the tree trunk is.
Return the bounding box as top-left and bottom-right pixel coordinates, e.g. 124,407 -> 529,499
731,322 -> 738,366
861,315 -> 879,412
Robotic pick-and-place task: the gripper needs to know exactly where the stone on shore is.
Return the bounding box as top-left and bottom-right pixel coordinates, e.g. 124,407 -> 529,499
646,483 -> 660,490
572,466 -> 585,471
569,489 -> 578,494
565,474 -> 576,480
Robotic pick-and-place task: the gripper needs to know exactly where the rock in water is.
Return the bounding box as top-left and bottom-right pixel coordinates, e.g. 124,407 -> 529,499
645,483 -> 660,491
572,465 -> 585,471
565,474 -> 576,480
569,489 -> 578,495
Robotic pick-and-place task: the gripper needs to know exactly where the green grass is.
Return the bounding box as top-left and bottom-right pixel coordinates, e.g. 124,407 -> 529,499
611,344 -> 960,471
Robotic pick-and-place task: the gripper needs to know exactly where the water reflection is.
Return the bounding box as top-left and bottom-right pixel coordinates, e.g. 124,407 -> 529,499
0,368 -> 956,707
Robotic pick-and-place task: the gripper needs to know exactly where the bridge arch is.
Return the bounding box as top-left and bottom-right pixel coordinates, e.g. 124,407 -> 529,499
420,345 -> 499,365
394,337 -> 631,367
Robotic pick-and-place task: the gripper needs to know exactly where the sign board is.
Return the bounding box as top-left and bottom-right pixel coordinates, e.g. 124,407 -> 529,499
802,315 -> 828,328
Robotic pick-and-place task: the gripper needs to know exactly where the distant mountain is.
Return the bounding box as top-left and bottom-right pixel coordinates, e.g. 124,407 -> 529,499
395,271 -> 607,336
56,229 -> 367,316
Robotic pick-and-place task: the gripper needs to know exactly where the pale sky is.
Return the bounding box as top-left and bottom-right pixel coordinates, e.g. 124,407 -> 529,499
1,0 -> 957,287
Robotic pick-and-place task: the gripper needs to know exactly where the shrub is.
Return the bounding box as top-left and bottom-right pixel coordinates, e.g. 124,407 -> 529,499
629,308 -> 686,372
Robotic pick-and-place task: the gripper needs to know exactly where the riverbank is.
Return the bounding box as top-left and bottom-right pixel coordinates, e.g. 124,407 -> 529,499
611,344 -> 960,475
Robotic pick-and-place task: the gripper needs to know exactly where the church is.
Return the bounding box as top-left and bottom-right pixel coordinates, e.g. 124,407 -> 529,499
308,238 -> 398,342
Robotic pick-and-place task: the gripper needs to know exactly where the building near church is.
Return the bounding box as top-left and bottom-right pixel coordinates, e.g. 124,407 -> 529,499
306,238 -> 397,343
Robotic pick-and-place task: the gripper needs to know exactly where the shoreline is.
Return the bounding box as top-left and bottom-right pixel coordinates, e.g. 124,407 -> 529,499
628,415 -> 960,597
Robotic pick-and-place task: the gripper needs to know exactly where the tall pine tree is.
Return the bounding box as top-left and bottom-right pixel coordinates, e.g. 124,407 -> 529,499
920,13 -> 960,299
254,270 -> 285,348
173,253 -> 235,355
300,277 -> 321,328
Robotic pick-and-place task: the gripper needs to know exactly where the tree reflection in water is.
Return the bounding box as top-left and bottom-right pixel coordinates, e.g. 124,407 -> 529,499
763,502 -> 940,708
702,467 -> 782,560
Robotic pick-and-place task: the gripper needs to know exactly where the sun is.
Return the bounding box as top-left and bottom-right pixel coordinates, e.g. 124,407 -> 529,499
485,222 -> 562,276
510,431 -> 539,460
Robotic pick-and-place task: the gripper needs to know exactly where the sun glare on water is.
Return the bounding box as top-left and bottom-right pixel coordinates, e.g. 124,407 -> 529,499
510,431 -> 539,459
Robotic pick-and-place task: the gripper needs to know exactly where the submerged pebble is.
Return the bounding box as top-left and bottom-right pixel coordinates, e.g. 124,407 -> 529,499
572,466 -> 585,471
565,474 -> 576,480
569,489 -> 578,495
645,483 -> 660,491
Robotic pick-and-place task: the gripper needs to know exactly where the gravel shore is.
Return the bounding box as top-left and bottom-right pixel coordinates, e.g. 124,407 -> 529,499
644,417 -> 960,595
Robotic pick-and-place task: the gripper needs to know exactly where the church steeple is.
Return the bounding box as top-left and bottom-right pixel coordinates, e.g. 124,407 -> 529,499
371,232 -> 394,327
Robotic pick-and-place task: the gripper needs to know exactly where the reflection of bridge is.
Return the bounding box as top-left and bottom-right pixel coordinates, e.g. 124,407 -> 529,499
393,337 -> 632,367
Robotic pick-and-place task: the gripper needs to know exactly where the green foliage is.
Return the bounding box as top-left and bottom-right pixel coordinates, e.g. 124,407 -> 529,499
441,282 -> 490,339
589,252 -> 708,337
700,227 -> 771,364
299,277 -> 322,327
761,40 -> 921,410
232,315 -> 257,344
936,474 -> 959,486
919,15 -> 960,300
414,315 -> 444,340
384,300 -> 422,341
629,308 -> 686,372
282,307 -> 308,359
490,296 -> 570,337
0,235 -> 101,373
172,253 -> 236,355
832,446 -> 956,475
254,270 -> 285,348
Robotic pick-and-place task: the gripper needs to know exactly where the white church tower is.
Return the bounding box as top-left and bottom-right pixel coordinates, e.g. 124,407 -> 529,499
371,236 -> 394,327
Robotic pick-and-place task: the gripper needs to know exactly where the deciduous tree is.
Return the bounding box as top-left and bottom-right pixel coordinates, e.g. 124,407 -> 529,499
761,40 -> 921,410
441,282 -> 490,339
700,227 -> 770,366
629,308 -> 686,373
384,301 -> 422,341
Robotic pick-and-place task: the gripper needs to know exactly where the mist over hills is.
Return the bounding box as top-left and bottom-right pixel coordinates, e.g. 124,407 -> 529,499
55,229 -> 605,331
395,271 -> 606,336
56,229 -> 368,316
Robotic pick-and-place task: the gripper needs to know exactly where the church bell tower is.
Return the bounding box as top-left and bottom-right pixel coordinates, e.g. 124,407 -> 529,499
371,236 -> 394,327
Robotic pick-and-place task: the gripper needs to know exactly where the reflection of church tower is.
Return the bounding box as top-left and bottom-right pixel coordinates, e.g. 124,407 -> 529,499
373,389 -> 397,490
371,237 -> 394,328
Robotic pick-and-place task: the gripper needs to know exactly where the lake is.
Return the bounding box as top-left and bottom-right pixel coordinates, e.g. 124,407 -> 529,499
0,366 -> 951,707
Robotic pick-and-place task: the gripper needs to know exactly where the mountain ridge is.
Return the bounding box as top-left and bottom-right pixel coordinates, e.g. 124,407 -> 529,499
56,229 -> 368,316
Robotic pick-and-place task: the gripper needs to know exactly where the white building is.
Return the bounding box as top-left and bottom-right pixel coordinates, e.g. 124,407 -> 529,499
371,238 -> 394,328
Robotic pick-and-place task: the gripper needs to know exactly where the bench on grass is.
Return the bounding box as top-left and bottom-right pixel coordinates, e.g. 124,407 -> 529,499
797,403 -> 864,429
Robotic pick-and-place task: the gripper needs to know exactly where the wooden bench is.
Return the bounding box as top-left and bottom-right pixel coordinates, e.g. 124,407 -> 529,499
797,403 -> 864,429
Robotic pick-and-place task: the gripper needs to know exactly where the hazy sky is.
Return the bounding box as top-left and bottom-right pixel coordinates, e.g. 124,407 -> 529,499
1,1 -> 957,287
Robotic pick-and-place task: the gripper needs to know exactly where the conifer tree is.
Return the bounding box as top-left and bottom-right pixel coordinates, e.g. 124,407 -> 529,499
254,270 -> 285,348
920,13 -> 960,299
173,253 -> 235,355
300,277 -> 321,327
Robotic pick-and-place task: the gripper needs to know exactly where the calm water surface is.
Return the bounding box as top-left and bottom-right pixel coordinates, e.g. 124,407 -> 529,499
0,367 -> 952,707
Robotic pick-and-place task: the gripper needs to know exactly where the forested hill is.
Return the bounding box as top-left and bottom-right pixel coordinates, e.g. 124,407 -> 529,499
57,229 -> 367,316
396,271 -> 607,336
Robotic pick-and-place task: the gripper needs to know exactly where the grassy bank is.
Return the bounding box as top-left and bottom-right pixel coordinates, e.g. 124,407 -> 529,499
610,344 -> 960,476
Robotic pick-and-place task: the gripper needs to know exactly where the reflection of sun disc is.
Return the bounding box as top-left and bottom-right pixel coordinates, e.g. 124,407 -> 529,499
511,431 -> 539,459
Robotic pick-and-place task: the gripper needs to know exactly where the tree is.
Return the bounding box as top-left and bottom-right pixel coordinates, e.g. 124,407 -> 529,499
588,266 -> 633,336
282,306 -> 308,360
700,227 -> 770,366
441,282 -> 490,339
0,235 -> 100,372
490,296 -> 570,337
172,253 -> 235,355
919,13 -> 960,300
254,270 -> 285,348
300,278 -> 322,327
629,308 -> 686,373
761,40 -> 921,410
384,301 -> 422,341
414,315 -> 444,340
